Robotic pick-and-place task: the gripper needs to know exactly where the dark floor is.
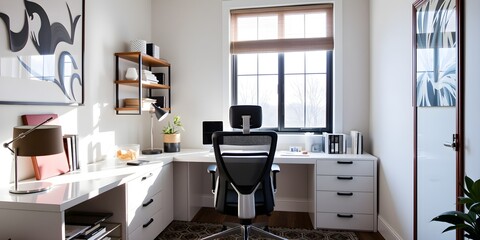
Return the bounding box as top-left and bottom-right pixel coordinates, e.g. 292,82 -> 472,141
192,207 -> 384,240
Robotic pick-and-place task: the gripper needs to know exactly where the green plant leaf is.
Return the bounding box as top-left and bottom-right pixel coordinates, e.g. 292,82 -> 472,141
432,211 -> 470,225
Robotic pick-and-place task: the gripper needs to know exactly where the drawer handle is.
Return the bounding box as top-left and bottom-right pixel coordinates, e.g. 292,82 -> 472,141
337,192 -> 353,196
337,214 -> 354,218
143,218 -> 154,228
337,176 -> 353,180
337,161 -> 353,164
141,173 -> 154,181
142,198 -> 154,207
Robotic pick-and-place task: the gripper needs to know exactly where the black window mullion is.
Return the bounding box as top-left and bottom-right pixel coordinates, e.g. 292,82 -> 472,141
278,53 -> 285,131
325,50 -> 333,133
231,55 -> 238,105
303,52 -> 307,128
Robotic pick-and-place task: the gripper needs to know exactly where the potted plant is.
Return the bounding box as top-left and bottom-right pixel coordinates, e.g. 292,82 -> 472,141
163,115 -> 184,152
432,176 -> 480,239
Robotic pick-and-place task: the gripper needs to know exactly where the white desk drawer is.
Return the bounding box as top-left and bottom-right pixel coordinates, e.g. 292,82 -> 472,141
127,168 -> 162,211
316,176 -> 373,192
316,212 -> 374,231
316,160 -> 373,176
127,190 -> 163,234
316,191 -> 373,214
129,207 -> 169,240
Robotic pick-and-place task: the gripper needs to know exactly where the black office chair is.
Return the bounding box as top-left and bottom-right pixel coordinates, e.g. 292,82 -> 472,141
203,105 -> 286,240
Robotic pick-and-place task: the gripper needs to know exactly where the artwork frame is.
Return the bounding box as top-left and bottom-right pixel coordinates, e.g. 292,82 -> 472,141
413,0 -> 459,107
0,0 -> 85,106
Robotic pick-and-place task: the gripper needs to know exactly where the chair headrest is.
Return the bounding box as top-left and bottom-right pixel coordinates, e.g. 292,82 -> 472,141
229,105 -> 262,129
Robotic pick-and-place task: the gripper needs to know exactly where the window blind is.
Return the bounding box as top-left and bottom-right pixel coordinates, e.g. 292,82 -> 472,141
230,4 -> 334,54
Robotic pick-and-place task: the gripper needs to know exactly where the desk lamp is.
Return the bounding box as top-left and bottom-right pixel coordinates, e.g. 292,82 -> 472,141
142,103 -> 169,155
3,117 -> 63,194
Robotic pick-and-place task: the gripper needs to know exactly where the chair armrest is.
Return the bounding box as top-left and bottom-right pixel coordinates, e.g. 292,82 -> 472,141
207,164 -> 217,193
271,164 -> 280,192
207,164 -> 217,174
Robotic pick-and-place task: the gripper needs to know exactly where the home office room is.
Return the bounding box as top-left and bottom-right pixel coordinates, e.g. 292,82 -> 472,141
0,0 -> 479,239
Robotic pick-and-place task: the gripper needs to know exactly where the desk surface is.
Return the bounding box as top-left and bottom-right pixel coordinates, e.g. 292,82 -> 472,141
0,149 -> 376,212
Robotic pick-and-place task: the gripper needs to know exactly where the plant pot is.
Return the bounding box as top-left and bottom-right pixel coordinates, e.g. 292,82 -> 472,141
164,133 -> 181,152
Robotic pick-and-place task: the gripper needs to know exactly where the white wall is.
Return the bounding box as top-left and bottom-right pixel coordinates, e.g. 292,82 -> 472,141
0,0 -> 153,186
151,0 -> 371,151
370,0 -> 413,239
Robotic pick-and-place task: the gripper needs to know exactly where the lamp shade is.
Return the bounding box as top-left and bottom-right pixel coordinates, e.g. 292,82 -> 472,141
12,125 -> 63,156
152,103 -> 169,122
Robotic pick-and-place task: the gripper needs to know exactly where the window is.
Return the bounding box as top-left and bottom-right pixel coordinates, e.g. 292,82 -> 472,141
230,4 -> 333,132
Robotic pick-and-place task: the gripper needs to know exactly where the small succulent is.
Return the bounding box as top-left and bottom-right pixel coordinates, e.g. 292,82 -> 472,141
163,116 -> 184,134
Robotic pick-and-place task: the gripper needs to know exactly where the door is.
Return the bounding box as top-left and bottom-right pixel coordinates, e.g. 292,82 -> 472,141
413,0 -> 463,239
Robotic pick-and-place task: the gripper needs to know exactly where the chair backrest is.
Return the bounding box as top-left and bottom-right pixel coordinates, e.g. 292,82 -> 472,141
212,105 -> 278,216
212,131 -> 277,195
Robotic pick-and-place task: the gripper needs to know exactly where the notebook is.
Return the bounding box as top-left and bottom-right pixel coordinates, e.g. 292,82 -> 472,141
22,114 -> 70,180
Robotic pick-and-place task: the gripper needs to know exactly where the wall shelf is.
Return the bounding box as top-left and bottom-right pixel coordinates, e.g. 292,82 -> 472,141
114,52 -> 171,115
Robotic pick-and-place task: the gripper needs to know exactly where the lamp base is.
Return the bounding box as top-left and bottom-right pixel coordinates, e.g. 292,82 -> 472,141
9,182 -> 52,194
142,148 -> 163,155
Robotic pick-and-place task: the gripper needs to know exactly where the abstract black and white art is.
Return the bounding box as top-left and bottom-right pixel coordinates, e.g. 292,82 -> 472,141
414,0 -> 457,107
0,0 -> 84,105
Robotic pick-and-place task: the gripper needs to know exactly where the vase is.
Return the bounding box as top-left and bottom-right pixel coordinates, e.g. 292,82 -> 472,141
164,133 -> 181,152
125,68 -> 138,80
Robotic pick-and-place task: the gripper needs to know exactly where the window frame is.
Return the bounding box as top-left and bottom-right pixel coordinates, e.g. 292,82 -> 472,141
231,51 -> 333,133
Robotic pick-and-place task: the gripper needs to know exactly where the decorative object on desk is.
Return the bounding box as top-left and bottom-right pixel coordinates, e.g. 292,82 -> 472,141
304,132 -> 314,152
156,221 -> 358,240
202,121 -> 223,145
3,117 -> 64,194
414,0 -> 458,107
125,67 -> 138,80
22,114 -> 70,180
129,39 -> 147,54
63,134 -> 79,171
147,43 -> 160,58
323,133 -> 347,154
350,130 -> 363,154
116,144 -> 140,160
432,176 -> 480,239
0,0 -> 85,106
163,115 -> 184,152
142,103 -> 169,155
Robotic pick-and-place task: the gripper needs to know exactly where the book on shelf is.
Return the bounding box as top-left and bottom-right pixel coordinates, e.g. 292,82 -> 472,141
65,212 -> 113,226
65,224 -> 90,240
74,226 -> 106,240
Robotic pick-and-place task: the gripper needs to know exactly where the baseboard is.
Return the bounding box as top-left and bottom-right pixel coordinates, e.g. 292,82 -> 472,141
378,215 -> 403,240
201,195 -> 311,212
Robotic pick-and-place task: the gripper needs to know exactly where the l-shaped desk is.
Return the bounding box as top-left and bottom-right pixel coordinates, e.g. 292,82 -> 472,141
0,149 -> 377,240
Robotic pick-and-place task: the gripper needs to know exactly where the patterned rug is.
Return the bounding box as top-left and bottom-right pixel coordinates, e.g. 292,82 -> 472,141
156,220 -> 359,240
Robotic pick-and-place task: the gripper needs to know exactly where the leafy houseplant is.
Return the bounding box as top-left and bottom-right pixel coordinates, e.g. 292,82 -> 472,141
162,116 -> 184,152
432,176 -> 480,239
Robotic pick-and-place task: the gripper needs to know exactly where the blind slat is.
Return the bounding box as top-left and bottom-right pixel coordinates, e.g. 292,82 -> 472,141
230,4 -> 334,54
231,38 -> 334,54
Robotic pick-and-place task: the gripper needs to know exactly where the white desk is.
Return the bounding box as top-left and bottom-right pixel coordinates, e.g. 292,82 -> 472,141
173,151 -> 378,232
0,149 -> 377,239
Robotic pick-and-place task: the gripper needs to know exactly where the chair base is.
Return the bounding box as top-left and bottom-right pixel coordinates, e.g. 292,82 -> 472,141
201,223 -> 286,240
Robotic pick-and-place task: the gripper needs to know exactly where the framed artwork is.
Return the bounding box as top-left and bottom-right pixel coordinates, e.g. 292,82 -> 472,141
413,0 -> 458,107
0,0 -> 84,105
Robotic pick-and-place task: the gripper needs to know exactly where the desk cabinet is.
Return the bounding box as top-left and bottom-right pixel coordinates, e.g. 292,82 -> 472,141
315,157 -> 377,231
126,162 -> 173,240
